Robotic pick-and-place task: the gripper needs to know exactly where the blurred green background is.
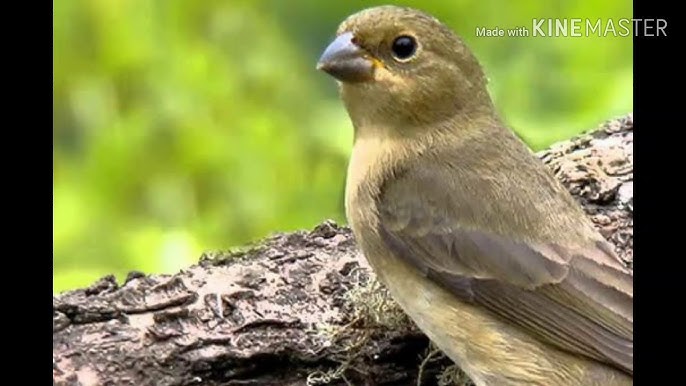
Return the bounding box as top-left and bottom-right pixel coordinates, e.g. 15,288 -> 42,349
53,0 -> 633,293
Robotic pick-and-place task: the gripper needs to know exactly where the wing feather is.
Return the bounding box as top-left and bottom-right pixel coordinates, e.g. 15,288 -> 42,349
376,157 -> 633,374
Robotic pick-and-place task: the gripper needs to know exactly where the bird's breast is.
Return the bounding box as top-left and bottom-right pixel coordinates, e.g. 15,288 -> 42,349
345,135 -> 394,232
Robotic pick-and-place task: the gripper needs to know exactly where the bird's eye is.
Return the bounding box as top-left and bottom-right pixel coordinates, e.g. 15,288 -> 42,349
391,35 -> 417,61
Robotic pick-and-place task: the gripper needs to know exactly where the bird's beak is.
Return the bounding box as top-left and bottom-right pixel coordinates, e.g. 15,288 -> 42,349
317,32 -> 375,83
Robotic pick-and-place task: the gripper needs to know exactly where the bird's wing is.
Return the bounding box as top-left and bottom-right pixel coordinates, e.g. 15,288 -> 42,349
376,159 -> 633,374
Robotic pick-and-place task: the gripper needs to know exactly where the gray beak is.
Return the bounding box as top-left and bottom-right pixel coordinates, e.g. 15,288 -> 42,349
317,32 -> 375,83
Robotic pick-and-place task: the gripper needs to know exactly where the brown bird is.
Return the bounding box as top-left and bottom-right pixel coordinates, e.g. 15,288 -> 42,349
317,5 -> 633,386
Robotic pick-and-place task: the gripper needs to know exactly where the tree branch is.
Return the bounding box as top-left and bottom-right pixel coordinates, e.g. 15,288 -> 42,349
53,113 -> 633,386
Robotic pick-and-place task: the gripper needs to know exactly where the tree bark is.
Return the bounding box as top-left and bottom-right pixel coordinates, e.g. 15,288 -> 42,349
53,114 -> 634,386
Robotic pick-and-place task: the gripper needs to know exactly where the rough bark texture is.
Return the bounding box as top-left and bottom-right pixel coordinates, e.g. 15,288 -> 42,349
53,114 -> 634,386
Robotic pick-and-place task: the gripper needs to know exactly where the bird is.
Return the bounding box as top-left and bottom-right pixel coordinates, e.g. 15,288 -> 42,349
316,5 -> 633,386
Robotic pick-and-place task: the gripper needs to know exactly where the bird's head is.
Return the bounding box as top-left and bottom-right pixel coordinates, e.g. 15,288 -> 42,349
317,6 -> 494,132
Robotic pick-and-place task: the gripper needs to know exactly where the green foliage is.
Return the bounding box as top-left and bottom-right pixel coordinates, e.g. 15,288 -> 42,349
53,0 -> 632,292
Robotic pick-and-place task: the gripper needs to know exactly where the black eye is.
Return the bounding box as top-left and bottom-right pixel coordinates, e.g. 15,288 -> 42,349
391,35 -> 417,61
